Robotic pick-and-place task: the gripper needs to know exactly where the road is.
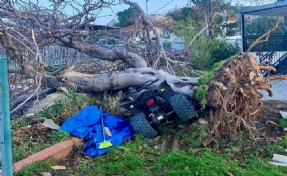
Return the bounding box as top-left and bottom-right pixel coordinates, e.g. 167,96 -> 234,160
260,80 -> 287,100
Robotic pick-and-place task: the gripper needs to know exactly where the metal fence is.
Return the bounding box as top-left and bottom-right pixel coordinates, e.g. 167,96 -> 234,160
8,46 -> 95,69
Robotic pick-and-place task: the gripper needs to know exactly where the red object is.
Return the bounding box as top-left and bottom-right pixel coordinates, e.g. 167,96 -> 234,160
146,99 -> 155,106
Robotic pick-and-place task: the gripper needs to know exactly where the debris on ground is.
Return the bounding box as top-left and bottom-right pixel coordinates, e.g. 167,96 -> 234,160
51,165 -> 67,170
40,172 -> 52,176
42,119 -> 60,130
269,154 -> 287,166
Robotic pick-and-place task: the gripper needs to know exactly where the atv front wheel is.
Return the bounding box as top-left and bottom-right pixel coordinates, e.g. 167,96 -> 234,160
130,112 -> 158,138
169,94 -> 197,121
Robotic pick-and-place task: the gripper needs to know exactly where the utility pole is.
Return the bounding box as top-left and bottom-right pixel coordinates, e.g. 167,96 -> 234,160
188,0 -> 192,7
207,0 -> 213,39
146,0 -> 148,16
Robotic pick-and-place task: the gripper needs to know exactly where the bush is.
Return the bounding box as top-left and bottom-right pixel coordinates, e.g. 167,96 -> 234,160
190,37 -> 238,70
278,119 -> 287,131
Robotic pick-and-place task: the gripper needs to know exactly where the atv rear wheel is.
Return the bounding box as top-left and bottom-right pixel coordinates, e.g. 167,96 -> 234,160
169,94 -> 197,121
130,112 -> 158,138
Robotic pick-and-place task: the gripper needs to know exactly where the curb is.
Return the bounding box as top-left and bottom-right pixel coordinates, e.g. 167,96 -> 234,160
13,137 -> 83,173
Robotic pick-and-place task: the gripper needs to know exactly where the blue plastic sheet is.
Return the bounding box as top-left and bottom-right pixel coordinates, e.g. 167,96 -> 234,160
60,105 -> 133,157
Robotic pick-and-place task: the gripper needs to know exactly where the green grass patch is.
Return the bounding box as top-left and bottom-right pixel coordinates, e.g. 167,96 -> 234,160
181,124 -> 208,148
13,141 -> 50,162
12,130 -> 71,162
16,160 -> 53,176
240,159 -> 287,176
48,131 -> 70,143
155,150 -> 244,176
11,118 -> 29,129
75,131 -> 287,176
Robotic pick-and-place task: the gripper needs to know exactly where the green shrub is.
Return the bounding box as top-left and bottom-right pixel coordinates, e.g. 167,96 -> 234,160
38,89 -> 89,124
195,72 -> 214,108
279,136 -> 287,148
195,56 -> 234,108
278,119 -> 287,131
11,118 -> 29,129
191,37 -> 238,70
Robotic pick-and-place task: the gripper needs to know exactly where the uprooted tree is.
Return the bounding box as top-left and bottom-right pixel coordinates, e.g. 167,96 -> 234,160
0,0 -> 280,140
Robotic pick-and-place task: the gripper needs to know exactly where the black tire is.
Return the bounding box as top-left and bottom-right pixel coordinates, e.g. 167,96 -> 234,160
130,112 -> 158,138
169,94 -> 197,121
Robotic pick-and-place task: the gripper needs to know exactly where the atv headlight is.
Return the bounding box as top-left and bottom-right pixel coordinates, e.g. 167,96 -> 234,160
157,115 -> 164,121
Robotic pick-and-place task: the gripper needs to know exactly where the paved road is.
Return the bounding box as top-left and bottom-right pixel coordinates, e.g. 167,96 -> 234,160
260,80 -> 287,101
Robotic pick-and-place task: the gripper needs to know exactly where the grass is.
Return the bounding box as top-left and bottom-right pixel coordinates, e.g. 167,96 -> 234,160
11,118 -> 29,129
13,141 -> 50,162
16,160 -> 53,176
71,123 -> 287,176
74,133 -> 287,176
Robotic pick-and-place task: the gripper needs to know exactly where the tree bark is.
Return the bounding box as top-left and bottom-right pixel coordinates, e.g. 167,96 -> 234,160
23,62 -> 198,97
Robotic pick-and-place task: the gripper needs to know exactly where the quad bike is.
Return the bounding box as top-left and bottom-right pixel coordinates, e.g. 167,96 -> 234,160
119,79 -> 197,138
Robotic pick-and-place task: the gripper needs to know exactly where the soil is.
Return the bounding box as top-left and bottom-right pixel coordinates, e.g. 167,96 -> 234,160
12,119 -> 53,145
254,107 -> 285,144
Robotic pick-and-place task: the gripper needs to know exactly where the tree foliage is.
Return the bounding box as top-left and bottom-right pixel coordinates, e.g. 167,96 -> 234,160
190,36 -> 238,70
171,17 -> 238,70
245,16 -> 284,35
116,7 -> 140,27
167,7 -> 203,24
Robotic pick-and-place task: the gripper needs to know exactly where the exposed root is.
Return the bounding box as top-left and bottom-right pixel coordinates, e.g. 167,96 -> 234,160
258,65 -> 276,72
171,127 -> 183,151
257,84 -> 273,97
266,75 -> 287,81
160,138 -> 168,153
207,54 -> 272,140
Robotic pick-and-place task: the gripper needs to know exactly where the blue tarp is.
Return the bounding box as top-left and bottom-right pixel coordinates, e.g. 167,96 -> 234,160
60,105 -> 133,157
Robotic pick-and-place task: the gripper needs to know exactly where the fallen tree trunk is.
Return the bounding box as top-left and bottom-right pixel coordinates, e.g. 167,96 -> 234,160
10,88 -> 56,110
23,62 -> 199,98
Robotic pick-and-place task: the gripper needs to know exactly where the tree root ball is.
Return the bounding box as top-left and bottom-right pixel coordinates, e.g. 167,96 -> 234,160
207,54 -> 273,139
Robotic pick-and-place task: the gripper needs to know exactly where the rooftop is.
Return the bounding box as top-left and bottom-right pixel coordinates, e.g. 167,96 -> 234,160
238,1 -> 287,16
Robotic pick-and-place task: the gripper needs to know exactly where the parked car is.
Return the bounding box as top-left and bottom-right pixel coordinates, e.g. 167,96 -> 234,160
118,79 -> 197,138
96,39 -> 123,47
165,48 -> 189,56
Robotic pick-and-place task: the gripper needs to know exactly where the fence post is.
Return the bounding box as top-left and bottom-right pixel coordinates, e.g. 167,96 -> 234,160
0,57 -> 13,176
